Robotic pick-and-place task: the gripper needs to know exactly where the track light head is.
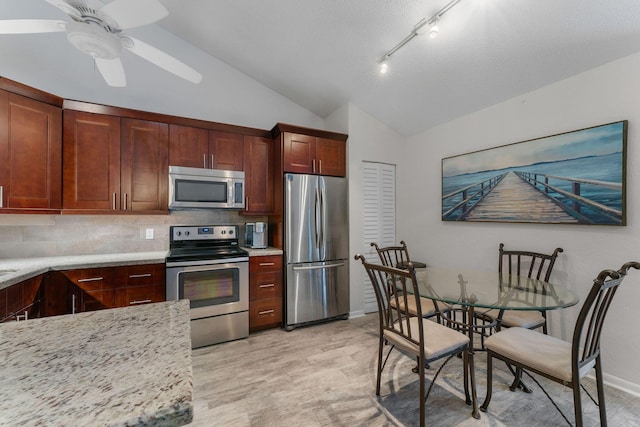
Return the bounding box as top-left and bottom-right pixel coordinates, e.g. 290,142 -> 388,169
428,24 -> 439,39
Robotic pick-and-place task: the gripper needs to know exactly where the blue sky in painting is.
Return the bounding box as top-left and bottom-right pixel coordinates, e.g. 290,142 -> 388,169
442,121 -> 625,177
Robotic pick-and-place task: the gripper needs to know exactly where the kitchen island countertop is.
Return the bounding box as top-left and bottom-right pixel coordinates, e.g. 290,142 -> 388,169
0,299 -> 193,427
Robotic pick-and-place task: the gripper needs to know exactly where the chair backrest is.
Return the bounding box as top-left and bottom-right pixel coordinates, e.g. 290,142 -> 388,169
371,241 -> 411,268
355,253 -> 424,351
498,243 -> 563,282
572,262 -> 640,374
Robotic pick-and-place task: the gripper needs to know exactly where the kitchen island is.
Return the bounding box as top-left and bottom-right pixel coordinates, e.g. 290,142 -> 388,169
0,299 -> 193,427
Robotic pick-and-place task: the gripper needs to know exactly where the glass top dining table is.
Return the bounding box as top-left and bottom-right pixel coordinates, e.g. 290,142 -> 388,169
411,266 -> 579,419
414,267 -> 579,312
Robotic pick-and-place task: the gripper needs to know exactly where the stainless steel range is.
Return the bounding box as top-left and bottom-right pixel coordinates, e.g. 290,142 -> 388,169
166,225 -> 249,348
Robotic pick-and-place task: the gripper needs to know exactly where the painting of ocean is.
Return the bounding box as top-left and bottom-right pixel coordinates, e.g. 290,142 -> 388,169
441,121 -> 627,225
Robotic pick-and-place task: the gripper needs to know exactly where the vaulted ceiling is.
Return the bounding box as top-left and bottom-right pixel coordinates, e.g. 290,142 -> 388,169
3,0 -> 640,136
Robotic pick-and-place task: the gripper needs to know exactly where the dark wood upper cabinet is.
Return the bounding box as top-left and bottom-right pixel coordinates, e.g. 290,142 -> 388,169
121,118 -> 169,212
276,125 -> 347,177
0,89 -> 62,212
316,137 -> 346,177
209,131 -> 243,171
168,125 -> 243,171
63,110 -> 121,210
243,135 -> 274,214
168,124 -> 208,168
282,133 -> 316,174
63,112 -> 168,213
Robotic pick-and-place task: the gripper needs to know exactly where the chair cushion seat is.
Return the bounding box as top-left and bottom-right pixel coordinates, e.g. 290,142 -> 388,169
384,316 -> 469,362
485,309 -> 545,329
485,327 -> 595,382
390,295 -> 438,317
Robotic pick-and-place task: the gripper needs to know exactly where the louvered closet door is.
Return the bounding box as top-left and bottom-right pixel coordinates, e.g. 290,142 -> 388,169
362,162 -> 396,313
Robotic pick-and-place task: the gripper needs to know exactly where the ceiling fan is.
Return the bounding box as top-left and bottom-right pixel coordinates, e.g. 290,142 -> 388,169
0,0 -> 202,87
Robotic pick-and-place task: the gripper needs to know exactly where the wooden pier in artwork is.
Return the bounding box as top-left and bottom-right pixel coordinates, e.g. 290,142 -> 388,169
442,170 -> 623,224
463,172 -> 578,222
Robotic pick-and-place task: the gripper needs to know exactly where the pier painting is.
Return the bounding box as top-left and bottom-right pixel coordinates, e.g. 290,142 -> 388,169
442,121 -> 627,225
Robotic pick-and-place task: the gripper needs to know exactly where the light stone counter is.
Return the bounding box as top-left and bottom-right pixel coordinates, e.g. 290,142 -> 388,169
243,246 -> 283,257
0,251 -> 168,291
0,300 -> 193,427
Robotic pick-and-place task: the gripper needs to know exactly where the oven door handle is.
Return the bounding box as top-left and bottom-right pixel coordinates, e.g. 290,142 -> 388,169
166,257 -> 249,268
292,262 -> 345,271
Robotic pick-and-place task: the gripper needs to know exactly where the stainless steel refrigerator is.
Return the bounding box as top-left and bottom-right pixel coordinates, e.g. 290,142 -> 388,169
284,173 -> 349,330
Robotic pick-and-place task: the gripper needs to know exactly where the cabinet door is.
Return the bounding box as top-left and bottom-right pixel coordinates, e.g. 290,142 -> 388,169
63,111 -> 121,210
64,267 -> 116,312
2,275 -> 43,322
283,132 -> 316,174
0,90 -> 62,210
316,138 -> 346,177
168,124 -> 208,168
120,118 -> 169,212
114,263 -> 165,307
209,131 -> 243,171
243,135 -> 274,213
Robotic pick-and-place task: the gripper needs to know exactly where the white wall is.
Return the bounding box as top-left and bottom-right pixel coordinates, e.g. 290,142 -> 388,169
399,51 -> 640,394
333,103 -> 406,318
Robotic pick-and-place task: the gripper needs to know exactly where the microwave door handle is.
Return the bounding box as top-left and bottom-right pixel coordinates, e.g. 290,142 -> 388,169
228,180 -> 233,207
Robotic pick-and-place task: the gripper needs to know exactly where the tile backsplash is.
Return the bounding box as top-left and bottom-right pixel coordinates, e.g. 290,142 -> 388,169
0,211 -> 267,259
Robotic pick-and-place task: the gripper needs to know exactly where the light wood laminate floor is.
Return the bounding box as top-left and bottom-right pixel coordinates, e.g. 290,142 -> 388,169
188,314 -> 640,426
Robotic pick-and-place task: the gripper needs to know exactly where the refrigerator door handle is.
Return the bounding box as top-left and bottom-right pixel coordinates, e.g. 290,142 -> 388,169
319,179 -> 325,260
315,184 -> 321,249
292,262 -> 345,272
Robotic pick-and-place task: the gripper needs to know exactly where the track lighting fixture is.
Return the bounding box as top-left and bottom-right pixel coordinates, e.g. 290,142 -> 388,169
377,0 -> 463,72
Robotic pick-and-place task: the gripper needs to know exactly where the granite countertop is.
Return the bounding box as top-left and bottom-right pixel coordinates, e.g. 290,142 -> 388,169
0,300 -> 193,427
243,246 -> 283,257
0,248 -> 283,291
0,251 -> 168,291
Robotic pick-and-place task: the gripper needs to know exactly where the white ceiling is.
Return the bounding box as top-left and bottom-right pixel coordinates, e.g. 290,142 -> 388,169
2,0 -> 640,137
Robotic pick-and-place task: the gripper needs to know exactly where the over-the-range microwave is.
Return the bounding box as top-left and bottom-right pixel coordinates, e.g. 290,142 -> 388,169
169,165 -> 245,210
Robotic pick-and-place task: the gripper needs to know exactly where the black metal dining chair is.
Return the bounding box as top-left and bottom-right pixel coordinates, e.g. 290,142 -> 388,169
355,254 -> 477,426
481,261 -> 640,426
370,241 -> 439,320
491,243 -> 564,334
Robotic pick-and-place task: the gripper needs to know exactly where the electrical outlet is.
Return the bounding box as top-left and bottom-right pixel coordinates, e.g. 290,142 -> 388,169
145,228 -> 154,240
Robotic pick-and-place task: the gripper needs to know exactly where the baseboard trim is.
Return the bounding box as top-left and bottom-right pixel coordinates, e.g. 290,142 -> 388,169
600,372 -> 640,398
349,310 -> 365,319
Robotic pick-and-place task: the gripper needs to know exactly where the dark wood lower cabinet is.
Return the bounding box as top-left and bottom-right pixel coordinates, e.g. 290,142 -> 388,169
249,255 -> 283,332
1,274 -> 43,322
25,263 -> 166,319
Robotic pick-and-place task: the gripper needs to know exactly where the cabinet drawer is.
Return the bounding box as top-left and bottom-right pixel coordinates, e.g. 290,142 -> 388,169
116,284 -> 164,307
249,270 -> 282,300
249,255 -> 282,272
249,298 -> 282,331
63,268 -> 115,291
117,264 -> 165,287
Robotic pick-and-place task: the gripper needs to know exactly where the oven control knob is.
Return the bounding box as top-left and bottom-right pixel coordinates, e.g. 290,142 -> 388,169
185,231 -> 190,236
176,231 -> 181,236
221,230 -> 226,235
229,230 -> 234,235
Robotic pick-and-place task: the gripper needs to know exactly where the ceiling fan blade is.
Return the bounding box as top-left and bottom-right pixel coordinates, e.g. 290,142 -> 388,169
100,0 -> 168,29
95,57 -> 126,87
125,36 -> 202,84
44,0 -> 81,19
0,19 -> 66,34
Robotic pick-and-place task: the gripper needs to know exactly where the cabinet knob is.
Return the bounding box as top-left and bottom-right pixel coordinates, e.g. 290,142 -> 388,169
203,153 -> 207,168
130,299 -> 152,305
258,309 -> 275,316
0,185 -> 3,208
259,283 -> 275,288
112,192 -> 117,210
128,273 -> 152,279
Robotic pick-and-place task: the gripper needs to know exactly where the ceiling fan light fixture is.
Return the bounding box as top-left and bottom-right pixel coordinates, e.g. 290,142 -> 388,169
66,21 -> 121,59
